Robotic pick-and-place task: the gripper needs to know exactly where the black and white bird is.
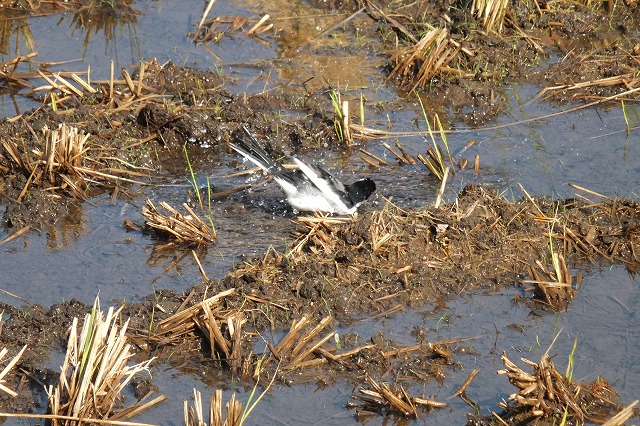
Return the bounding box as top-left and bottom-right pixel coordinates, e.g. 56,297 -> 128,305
229,127 -> 376,214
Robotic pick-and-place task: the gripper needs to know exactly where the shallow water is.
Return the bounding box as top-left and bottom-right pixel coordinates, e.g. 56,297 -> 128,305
125,265 -> 639,425
0,0 -> 639,424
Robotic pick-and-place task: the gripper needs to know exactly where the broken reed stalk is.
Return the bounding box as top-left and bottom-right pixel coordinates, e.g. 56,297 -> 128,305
152,289 -> 250,374
142,199 -> 216,245
0,226 -> 30,245
0,52 -> 38,88
288,215 -> 353,258
602,400 -> 639,426
31,68 -> 98,105
0,345 -> 27,397
471,0 -> 509,33
45,298 -> 162,425
155,288 -> 236,340
350,375 -> 447,418
2,122 -> 148,200
532,70 -> 640,103
267,316 -> 333,369
454,368 -> 480,397
184,389 -> 242,426
341,100 -> 352,144
196,309 -> 247,374
195,0 -> 217,37
264,315 -> 374,374
42,123 -> 90,184
360,148 -> 388,166
434,166 -> 449,208
523,252 -> 575,311
383,142 -> 415,164
498,351 -> 588,421
388,27 -> 460,91
245,14 -> 272,35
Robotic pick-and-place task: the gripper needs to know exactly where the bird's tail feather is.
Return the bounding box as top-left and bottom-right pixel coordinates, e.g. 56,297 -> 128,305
229,126 -> 280,173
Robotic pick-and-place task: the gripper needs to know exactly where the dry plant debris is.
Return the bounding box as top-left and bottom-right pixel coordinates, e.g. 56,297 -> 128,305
142,199 -> 216,245
263,315 -> 373,373
2,56 -> 148,112
388,27 -> 463,92
524,253 -> 577,311
496,351 -> 621,424
350,375 -> 447,418
228,186 -> 640,327
472,0 -> 509,33
602,400 -> 639,426
45,299 -> 164,425
359,0 -> 640,107
191,10 -> 272,43
1,122 -> 148,201
41,124 -> 90,181
23,58 -> 168,115
141,288 -> 474,412
149,289 -> 251,375
0,345 -> 27,397
0,296 -> 25,402
152,288 -> 235,341
288,215 -> 354,257
184,389 -> 242,426
534,52 -> 640,103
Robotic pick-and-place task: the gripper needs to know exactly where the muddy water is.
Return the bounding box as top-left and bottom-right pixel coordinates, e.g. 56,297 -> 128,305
1,0 -> 639,424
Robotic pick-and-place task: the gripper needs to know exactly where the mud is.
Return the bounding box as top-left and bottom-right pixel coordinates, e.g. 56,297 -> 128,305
317,0 -> 640,123
0,60 -> 343,230
121,186 -> 640,333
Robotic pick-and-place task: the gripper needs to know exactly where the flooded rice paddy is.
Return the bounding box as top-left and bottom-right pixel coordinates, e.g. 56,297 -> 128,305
0,0 -> 639,424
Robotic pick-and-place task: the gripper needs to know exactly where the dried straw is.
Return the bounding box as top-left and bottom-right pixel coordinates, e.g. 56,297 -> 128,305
184,389 -> 243,426
0,345 -> 27,397
497,351 -> 584,420
388,28 -> 461,91
45,298 -> 163,425
472,0 -> 509,33
142,199 -> 216,245
351,375 -> 447,417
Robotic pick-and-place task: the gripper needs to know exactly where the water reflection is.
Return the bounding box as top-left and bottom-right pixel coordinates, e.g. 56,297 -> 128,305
66,0 -> 140,58
1,197 -> 86,250
0,13 -> 34,60
146,242 -> 208,285
0,0 -> 140,61
0,12 -> 36,113
45,200 -> 86,250
0,1 -> 141,115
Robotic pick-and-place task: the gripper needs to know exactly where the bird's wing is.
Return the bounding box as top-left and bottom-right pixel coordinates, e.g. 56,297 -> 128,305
292,157 -> 352,209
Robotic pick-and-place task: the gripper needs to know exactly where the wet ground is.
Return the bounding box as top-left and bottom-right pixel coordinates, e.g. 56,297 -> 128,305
0,0 -> 639,424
